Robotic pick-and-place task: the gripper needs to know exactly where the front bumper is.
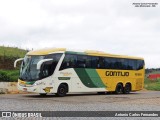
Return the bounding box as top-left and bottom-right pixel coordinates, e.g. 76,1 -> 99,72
17,79 -> 54,93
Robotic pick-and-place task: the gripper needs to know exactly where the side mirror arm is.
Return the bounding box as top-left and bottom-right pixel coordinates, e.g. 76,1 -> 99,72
14,58 -> 24,68
37,59 -> 53,70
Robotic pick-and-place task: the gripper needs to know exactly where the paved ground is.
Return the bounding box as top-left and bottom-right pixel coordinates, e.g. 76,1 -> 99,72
0,91 -> 160,119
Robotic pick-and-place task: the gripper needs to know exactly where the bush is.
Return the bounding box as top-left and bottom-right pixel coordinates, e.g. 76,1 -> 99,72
0,70 -> 19,82
0,71 -> 10,82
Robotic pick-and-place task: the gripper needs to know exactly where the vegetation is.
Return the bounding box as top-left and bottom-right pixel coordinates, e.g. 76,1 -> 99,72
0,46 -> 27,58
0,46 -> 27,82
0,46 -> 27,70
145,68 -> 160,75
144,78 -> 160,91
0,69 -> 19,82
144,69 -> 160,91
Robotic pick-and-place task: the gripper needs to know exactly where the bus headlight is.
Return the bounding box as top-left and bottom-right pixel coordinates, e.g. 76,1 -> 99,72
34,82 -> 45,86
34,83 -> 38,86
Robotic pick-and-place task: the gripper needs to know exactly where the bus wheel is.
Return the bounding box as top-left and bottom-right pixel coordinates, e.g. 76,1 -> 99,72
115,83 -> 123,94
123,84 -> 131,94
39,93 -> 47,96
56,84 -> 67,97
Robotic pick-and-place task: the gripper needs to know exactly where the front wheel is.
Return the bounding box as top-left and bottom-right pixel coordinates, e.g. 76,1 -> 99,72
55,84 -> 67,97
115,84 -> 123,94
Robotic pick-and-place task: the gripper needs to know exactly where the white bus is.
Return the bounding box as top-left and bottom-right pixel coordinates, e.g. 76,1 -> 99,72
14,48 -> 145,96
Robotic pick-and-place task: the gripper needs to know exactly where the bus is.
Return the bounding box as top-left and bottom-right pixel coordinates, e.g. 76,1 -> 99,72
14,48 -> 145,97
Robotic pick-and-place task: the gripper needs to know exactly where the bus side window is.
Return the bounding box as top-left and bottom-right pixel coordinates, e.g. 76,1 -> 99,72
110,58 -> 116,69
68,54 -> 77,68
119,58 -> 126,70
44,53 -> 62,76
105,57 -> 110,69
105,57 -> 114,69
85,56 -> 91,68
63,55 -> 70,69
114,58 -> 121,69
128,59 -> 133,70
77,55 -> 87,68
60,54 -> 77,70
137,60 -> 144,70
126,59 -> 137,70
99,57 -> 105,69
122,59 -> 128,70
91,56 -> 99,69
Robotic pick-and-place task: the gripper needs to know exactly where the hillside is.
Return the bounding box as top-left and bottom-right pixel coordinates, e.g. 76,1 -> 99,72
0,46 -> 27,70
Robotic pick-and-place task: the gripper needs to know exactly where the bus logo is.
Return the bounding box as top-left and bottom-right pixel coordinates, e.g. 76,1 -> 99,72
106,71 -> 129,76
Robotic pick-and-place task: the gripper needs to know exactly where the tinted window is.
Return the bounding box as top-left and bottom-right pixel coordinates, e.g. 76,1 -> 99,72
99,57 -> 105,68
85,56 -> 92,68
137,60 -> 144,70
91,56 -> 99,68
41,53 -> 62,78
105,57 -> 117,69
60,54 -> 77,70
76,55 -> 92,68
128,59 -> 137,70
77,55 -> 87,68
104,57 -> 111,69
60,54 -> 144,71
104,57 -> 140,70
46,53 -> 62,62
115,59 -> 122,69
119,58 -> 128,70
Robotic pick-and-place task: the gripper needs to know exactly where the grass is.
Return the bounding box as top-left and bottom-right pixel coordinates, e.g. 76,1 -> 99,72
144,78 -> 160,91
144,70 -> 160,91
0,46 -> 27,58
0,46 -> 27,82
0,46 -> 27,70
0,69 -> 19,82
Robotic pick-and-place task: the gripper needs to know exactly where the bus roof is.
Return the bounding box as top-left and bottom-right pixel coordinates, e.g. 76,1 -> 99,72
27,48 -> 144,60
27,48 -> 66,55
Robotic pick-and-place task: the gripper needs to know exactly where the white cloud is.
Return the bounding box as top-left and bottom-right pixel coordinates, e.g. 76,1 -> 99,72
0,0 -> 160,68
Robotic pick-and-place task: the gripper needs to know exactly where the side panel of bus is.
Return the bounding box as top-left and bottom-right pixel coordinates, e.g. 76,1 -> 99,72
52,53 -> 144,93
96,69 -> 144,92
54,68 -> 107,93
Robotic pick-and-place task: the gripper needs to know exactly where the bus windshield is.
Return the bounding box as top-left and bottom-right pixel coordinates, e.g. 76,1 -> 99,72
19,54 -> 62,81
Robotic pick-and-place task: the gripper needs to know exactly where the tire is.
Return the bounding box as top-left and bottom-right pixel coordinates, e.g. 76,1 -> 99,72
56,84 -> 67,97
115,84 -> 123,94
123,84 -> 131,94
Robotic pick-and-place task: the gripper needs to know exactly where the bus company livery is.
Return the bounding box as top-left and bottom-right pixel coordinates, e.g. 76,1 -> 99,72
14,48 -> 145,97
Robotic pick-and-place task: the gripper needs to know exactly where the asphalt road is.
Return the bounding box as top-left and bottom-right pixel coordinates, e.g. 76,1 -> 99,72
0,91 -> 160,119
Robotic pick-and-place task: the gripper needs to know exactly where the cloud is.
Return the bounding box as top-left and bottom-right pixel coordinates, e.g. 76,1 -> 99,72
0,0 -> 159,68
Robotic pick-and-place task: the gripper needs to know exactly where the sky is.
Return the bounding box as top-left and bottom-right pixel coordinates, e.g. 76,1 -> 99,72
0,0 -> 159,68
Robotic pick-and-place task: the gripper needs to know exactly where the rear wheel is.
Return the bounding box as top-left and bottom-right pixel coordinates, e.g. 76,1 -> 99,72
123,84 -> 131,94
115,83 -> 123,94
56,84 -> 67,97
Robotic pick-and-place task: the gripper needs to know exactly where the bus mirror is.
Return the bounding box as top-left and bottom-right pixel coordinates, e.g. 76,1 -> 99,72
14,58 -> 24,68
37,59 -> 53,70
